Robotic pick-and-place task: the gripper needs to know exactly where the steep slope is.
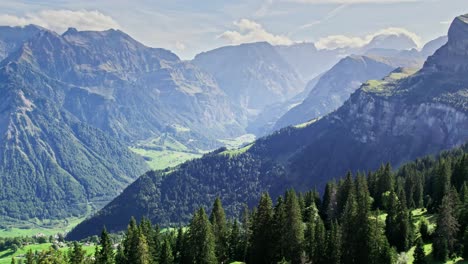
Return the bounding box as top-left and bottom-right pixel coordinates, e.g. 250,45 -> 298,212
22,28 -> 244,148
0,60 -> 148,221
192,42 -> 304,116
68,14 -> 468,240
0,26 -> 246,223
274,55 -> 394,130
0,25 -> 44,61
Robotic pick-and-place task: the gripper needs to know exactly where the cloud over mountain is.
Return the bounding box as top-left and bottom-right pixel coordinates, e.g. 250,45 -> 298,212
0,9 -> 119,33
315,27 -> 421,50
219,18 -> 293,45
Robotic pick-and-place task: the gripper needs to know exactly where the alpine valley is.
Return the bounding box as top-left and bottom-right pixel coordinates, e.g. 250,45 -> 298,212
68,14 -> 468,241
1,5 -> 468,264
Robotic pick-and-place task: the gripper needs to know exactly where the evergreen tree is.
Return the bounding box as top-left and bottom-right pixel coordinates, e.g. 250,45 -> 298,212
321,182 -> 337,223
433,192 -> 460,261
313,217 -> 326,263
96,227 -> 114,264
413,238 -> 427,264
136,233 -> 151,264
174,227 -> 185,264
385,191 -> 412,252
123,217 -> 139,263
209,197 -> 228,263
325,221 -> 341,264
240,205 -> 251,263
463,228 -> 468,259
160,238 -> 174,264
341,189 -> 358,264
115,244 -> 126,264
272,196 -> 287,261
284,190 -> 304,264
68,241 -> 86,264
187,207 -> 217,264
338,172 -> 354,217
228,220 -> 243,262
250,193 -> 274,264
304,216 -> 315,263
368,211 -> 396,264
25,249 -> 34,264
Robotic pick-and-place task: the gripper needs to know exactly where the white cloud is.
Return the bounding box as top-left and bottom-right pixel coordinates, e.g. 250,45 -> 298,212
0,9 -> 120,33
175,41 -> 186,51
315,27 -> 422,49
219,18 -> 293,45
285,0 -> 420,3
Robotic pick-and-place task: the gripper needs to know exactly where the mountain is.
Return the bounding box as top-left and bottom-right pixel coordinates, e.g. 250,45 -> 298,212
0,26 -> 247,224
0,25 -> 44,61
363,33 -> 418,51
192,42 -> 305,117
274,55 -> 395,130
420,36 -> 448,57
67,14 -> 468,240
274,42 -> 341,82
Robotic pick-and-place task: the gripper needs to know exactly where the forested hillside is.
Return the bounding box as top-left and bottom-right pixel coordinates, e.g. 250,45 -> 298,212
68,14 -> 468,240
62,142 -> 468,264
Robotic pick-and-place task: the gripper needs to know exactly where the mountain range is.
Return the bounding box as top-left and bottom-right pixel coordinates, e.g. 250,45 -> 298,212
67,14 -> 468,240
0,18 -> 453,229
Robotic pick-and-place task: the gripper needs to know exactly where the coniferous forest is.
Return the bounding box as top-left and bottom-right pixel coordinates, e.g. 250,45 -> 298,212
13,143 -> 468,263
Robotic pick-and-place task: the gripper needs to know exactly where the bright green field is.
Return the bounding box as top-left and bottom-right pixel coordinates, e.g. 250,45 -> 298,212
0,216 -> 86,238
0,243 -> 96,264
130,147 -> 201,170
218,134 -> 256,149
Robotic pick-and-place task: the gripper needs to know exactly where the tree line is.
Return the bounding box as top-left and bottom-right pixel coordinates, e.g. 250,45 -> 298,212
13,145 -> 468,263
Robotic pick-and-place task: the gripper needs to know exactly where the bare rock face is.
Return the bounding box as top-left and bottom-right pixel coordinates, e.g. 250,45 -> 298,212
424,15 -> 468,74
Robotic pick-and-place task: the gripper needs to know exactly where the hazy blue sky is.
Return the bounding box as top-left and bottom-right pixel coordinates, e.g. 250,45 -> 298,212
0,0 -> 466,59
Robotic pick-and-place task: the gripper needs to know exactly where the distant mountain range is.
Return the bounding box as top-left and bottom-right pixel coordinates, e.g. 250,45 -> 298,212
0,19 -> 451,227
274,55 -> 395,130
67,14 -> 468,240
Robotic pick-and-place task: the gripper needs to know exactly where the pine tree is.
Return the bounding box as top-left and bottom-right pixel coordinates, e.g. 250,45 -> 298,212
68,241 -> 86,264
272,196 -> 287,261
250,193 -> 274,264
115,244 -> 126,264
123,217 -> 139,263
25,249 -> 34,264
228,220 -> 243,262
136,233 -> 151,264
304,216 -> 315,262
284,190 -> 304,264
338,172 -> 354,217
96,227 -> 114,264
413,238 -> 427,264
321,182 -> 337,223
174,227 -> 185,264
209,197 -> 228,263
463,228 -> 468,259
433,192 -> 460,261
160,238 -> 174,264
187,207 -> 217,264
325,221 -> 341,264
340,189 -> 358,264
385,191 -> 412,252
313,217 -> 327,263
